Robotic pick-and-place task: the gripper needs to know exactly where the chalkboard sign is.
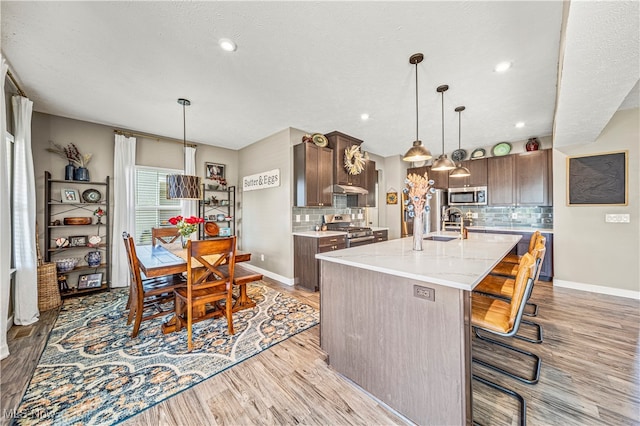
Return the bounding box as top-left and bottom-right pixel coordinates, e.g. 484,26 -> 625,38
567,151 -> 627,205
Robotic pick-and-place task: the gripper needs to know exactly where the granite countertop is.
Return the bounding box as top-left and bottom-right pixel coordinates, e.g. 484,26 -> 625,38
467,225 -> 554,234
292,230 -> 347,238
316,231 -> 521,291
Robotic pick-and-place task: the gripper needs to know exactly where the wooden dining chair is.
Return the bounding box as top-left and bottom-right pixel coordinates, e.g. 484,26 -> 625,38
472,252 -> 541,385
174,237 -> 237,351
151,227 -> 181,246
122,232 -> 186,338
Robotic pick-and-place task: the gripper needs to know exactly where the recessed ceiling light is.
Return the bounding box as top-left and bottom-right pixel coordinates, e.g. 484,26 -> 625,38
219,38 -> 237,52
361,113 -> 370,121
494,61 -> 512,73
515,122 -> 525,128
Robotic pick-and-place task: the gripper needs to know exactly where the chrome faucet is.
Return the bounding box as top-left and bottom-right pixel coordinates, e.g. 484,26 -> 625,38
442,207 -> 465,238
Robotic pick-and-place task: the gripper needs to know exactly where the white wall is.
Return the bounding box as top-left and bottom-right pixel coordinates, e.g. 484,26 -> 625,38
553,108 -> 639,298
238,127 -> 300,284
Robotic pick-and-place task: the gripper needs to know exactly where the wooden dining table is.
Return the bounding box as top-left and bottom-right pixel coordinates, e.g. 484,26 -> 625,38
136,244 -> 255,333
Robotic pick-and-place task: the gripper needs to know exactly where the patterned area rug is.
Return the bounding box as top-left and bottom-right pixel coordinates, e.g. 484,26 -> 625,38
16,282 -> 319,425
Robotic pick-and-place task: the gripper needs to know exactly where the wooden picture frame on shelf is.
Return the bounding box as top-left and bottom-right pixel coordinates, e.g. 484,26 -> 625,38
567,150 -> 628,206
61,188 -> 80,203
205,163 -> 225,180
77,272 -> 103,290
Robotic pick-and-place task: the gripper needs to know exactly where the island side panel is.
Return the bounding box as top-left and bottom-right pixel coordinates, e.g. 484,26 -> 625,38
320,261 -> 468,425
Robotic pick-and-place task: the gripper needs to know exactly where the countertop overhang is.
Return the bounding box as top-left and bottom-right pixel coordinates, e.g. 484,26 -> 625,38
316,231 -> 521,291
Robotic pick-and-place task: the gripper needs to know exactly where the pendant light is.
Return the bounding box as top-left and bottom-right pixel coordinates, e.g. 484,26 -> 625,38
402,53 -> 432,162
166,98 -> 202,200
431,85 -> 456,171
449,106 -> 471,178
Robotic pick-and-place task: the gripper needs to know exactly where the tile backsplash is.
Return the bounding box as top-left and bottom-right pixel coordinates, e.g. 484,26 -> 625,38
453,206 -> 553,229
292,195 -> 366,232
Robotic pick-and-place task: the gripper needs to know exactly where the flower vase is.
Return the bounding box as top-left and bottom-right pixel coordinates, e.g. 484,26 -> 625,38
413,212 -> 424,251
64,162 -> 75,181
181,234 -> 194,248
74,167 -> 90,181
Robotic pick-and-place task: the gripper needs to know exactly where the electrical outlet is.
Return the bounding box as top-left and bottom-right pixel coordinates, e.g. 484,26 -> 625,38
511,213 -> 518,219
295,215 -> 300,222
413,285 -> 435,302
305,214 -> 309,222
260,254 -> 265,261
605,214 -> 630,223
472,213 -> 478,219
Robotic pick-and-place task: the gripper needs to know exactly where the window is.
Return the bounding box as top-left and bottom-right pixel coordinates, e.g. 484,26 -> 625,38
135,166 -> 181,245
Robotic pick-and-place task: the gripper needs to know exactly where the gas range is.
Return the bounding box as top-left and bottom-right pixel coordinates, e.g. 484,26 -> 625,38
323,214 -> 375,247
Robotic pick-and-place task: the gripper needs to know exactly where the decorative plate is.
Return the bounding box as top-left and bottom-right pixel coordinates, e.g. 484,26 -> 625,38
452,149 -> 467,162
492,142 -> 512,157
471,148 -> 486,159
312,133 -> 328,147
204,222 -> 219,237
82,188 -> 102,203
88,235 -> 102,246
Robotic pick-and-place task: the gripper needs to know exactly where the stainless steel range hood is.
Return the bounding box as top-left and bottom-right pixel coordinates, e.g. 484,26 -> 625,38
333,184 -> 368,195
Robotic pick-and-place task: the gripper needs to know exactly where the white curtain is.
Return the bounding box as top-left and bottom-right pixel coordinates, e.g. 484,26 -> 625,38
111,134 -> 136,288
12,95 -> 38,326
0,56 -> 12,358
181,146 -> 198,218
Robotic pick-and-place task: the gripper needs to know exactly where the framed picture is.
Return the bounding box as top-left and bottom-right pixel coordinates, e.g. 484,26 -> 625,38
77,272 -> 103,290
69,235 -> 88,247
61,188 -> 80,203
205,162 -> 225,180
567,151 -> 627,206
386,192 -> 398,205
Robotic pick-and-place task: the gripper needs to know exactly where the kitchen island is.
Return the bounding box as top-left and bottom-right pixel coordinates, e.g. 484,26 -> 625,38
316,231 -> 521,425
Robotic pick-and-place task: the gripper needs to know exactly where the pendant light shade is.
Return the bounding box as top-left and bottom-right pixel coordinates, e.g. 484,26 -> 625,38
167,98 -> 202,200
450,106 -> 471,178
431,85 -> 456,171
402,53 -> 432,162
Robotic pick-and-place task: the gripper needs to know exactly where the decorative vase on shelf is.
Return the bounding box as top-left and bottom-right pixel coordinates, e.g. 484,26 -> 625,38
413,212 -> 424,251
65,162 -> 75,181
525,137 -> 540,152
74,167 -> 90,181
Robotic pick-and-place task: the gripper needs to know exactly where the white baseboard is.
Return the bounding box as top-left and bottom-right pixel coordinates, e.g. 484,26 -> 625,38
7,315 -> 13,331
241,263 -> 295,286
553,279 -> 640,300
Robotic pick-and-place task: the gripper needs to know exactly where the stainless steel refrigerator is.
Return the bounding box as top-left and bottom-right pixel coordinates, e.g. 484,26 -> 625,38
401,189 -> 447,236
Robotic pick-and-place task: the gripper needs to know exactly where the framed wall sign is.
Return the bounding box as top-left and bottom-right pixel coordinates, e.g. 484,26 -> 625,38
78,272 -> 103,290
567,151 -> 627,206
61,188 -> 80,203
205,163 -> 225,180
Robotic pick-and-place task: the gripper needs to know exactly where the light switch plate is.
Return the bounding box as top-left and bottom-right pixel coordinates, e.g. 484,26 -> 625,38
605,214 -> 630,223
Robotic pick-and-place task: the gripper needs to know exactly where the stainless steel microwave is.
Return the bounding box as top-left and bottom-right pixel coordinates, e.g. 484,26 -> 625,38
448,186 -> 487,206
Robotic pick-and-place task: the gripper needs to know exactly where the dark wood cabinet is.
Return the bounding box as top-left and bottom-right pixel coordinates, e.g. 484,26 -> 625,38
325,131 -> 365,187
406,165 -> 449,189
294,234 -> 347,291
448,159 -> 488,188
358,159 -> 377,207
516,150 -> 552,206
488,149 -> 552,207
488,155 -> 516,206
373,229 -> 388,242
294,142 -> 333,207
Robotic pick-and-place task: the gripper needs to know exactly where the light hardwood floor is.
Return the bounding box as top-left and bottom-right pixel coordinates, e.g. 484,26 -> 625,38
2,268 -> 639,425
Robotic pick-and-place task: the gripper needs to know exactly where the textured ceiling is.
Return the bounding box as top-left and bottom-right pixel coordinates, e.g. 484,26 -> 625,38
1,1 -> 638,157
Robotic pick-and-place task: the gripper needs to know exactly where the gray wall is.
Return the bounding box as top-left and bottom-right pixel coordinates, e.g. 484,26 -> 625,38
552,108 -> 639,296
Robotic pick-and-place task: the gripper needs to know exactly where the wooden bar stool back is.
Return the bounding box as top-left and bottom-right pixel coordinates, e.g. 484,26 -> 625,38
500,231 -> 541,265
122,232 -> 186,337
174,237 -> 237,351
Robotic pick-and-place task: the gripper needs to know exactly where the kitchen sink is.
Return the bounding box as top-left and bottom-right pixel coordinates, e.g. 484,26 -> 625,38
423,235 -> 459,242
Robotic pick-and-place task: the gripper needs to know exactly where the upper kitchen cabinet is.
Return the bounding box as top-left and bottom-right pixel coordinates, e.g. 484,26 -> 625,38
488,149 -> 552,207
349,159 -> 377,207
406,165 -> 449,189
488,155 -> 516,206
325,131 -> 365,187
294,142 -> 333,207
448,159 -> 487,188
516,149 -> 552,206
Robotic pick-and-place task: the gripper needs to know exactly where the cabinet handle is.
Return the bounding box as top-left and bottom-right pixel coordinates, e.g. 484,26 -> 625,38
329,238 -> 337,242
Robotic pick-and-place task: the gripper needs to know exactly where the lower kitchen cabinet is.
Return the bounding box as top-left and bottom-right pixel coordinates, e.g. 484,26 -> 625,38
373,229 -> 388,242
294,235 -> 347,291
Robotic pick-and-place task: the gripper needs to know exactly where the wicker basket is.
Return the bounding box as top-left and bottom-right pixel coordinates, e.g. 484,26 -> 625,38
37,262 -> 61,311
36,222 -> 62,311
